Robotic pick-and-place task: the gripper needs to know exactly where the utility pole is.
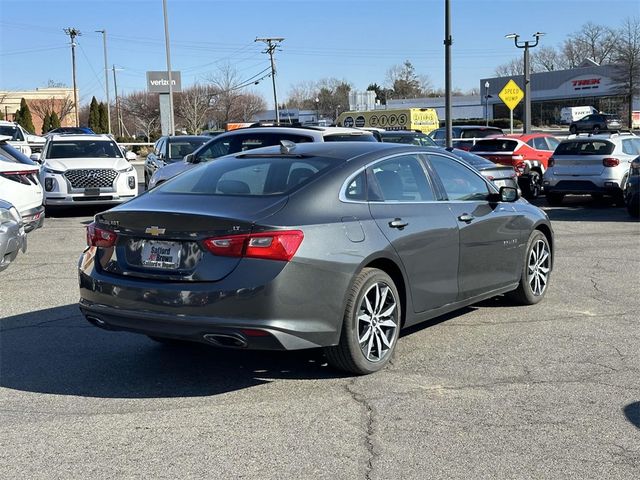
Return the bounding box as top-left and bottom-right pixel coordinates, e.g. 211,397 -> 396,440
444,0 -> 452,148
64,27 -> 81,127
162,0 -> 175,136
112,65 -> 123,138
255,37 -> 284,123
96,29 -> 112,135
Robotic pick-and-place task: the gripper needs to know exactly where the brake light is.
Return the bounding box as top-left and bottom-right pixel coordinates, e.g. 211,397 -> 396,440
203,230 -> 304,261
0,170 -> 35,185
86,222 -> 118,247
602,157 -> 620,167
548,157 -> 555,167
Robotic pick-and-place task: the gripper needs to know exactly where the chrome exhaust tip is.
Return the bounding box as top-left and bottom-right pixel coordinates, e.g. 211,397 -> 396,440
203,333 -> 248,348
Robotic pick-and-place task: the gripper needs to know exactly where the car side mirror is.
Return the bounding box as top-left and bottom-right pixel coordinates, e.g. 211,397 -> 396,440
184,153 -> 197,164
500,186 -> 518,202
30,153 -> 42,163
125,151 -> 137,161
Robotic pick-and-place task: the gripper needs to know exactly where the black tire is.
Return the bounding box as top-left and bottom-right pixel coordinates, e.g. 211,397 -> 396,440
627,197 -> 640,218
522,170 -> 542,199
569,125 -> 577,134
507,230 -> 552,305
546,192 -> 564,206
325,268 -> 401,375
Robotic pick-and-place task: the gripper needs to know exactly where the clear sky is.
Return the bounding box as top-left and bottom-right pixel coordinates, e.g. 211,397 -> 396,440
0,0 -> 637,108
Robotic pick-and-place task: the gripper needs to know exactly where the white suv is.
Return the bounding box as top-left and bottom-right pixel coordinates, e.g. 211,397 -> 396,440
39,134 -> 138,207
148,125 -> 377,188
543,132 -> 640,206
0,138 -> 44,232
0,120 -> 46,156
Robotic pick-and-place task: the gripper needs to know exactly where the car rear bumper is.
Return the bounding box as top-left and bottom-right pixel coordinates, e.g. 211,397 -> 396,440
78,251 -> 351,350
543,180 -> 622,195
21,205 -> 45,232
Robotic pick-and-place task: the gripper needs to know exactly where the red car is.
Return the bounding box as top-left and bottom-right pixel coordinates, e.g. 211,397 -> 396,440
470,133 -> 560,199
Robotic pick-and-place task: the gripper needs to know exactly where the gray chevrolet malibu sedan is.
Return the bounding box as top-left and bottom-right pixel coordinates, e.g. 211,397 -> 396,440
79,142 -> 553,374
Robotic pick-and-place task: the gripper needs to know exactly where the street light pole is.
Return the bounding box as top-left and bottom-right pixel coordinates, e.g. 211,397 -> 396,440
484,81 -> 490,126
315,97 -> 319,124
505,32 -> 544,133
96,29 -> 111,134
63,27 -> 81,127
162,0 -> 175,136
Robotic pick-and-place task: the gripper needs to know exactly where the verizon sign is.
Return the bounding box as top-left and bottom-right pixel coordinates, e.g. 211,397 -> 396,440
146,71 -> 182,93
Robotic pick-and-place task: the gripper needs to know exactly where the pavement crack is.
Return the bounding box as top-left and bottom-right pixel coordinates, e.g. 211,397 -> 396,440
0,314 -> 83,333
345,379 -> 377,480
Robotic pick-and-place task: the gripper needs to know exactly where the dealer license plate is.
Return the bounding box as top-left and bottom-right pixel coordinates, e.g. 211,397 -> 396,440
141,241 -> 181,269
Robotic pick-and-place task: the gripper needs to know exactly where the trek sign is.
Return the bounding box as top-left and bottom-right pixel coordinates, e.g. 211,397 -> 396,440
499,79 -> 524,111
146,71 -> 182,93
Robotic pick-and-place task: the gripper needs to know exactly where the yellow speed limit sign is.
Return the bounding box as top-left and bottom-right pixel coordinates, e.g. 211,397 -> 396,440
499,79 -> 524,111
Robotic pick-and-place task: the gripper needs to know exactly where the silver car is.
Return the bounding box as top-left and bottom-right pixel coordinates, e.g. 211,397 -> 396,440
0,200 -> 27,272
148,126 -> 377,188
543,133 -> 640,206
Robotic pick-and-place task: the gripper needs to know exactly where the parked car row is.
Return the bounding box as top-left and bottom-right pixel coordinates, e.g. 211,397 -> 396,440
0,131 -> 139,272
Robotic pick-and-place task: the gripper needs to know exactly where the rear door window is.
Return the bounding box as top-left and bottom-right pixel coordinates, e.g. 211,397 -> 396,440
369,155 -> 435,202
533,137 -> 550,150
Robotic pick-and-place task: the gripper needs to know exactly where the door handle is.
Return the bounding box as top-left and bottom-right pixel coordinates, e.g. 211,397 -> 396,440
388,218 -> 409,229
458,214 -> 474,223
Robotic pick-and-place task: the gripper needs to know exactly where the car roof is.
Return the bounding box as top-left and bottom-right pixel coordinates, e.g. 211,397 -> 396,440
502,133 -> 555,140
166,135 -> 210,142
218,125 -> 374,138
48,134 -> 115,141
229,139 -> 431,160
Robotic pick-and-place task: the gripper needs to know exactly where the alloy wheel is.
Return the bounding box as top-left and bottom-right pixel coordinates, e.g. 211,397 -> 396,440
357,282 -> 398,362
527,239 -> 550,296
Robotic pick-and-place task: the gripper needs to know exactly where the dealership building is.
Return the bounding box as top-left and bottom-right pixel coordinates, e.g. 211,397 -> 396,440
385,61 -> 638,126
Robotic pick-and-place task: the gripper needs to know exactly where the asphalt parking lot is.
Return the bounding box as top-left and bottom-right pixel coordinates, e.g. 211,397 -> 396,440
1,189 -> 639,479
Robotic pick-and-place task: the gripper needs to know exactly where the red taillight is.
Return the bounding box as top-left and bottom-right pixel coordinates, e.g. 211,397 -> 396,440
203,230 -> 304,262
602,157 -> 620,167
86,222 -> 118,247
240,328 -> 271,337
0,170 -> 35,185
548,157 -> 555,167
515,162 -> 527,175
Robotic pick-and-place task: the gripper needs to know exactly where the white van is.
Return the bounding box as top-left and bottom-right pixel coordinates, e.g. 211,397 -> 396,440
559,106 -> 598,125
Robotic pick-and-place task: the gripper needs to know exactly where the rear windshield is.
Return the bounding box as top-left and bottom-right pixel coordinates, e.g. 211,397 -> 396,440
470,139 -> 519,152
448,149 -> 496,168
554,140 -> 615,155
155,155 -> 338,196
0,143 -> 37,165
460,128 -> 503,139
47,140 -> 123,159
324,134 -> 377,142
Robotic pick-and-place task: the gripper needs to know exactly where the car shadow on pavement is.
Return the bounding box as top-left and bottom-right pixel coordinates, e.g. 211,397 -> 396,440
0,305 -> 345,400
623,402 -> 640,429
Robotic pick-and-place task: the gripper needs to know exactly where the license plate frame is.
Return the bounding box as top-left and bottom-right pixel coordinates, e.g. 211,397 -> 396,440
84,187 -> 100,196
141,240 -> 181,269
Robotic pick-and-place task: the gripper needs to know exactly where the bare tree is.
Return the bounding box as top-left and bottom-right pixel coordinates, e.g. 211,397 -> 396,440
285,80 -> 318,109
611,17 -> 640,128
175,84 -> 214,134
561,22 -> 616,66
531,46 -> 565,72
285,78 -> 352,118
495,57 -> 524,77
29,96 -> 75,123
120,92 -> 160,141
207,63 -> 244,126
234,92 -> 267,122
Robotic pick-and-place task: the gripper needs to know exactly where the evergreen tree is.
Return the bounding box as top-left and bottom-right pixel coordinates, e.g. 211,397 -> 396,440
98,102 -> 109,133
0,109 -> 4,120
50,111 -> 61,129
18,98 -> 35,133
14,109 -> 22,126
42,112 -> 51,134
88,97 -> 100,132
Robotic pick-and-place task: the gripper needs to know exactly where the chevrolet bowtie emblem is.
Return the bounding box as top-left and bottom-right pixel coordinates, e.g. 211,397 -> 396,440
145,226 -> 165,236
